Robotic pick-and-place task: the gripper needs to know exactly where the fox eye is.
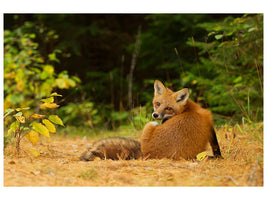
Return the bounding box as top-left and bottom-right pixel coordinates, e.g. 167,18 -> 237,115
166,107 -> 172,111
156,102 -> 160,106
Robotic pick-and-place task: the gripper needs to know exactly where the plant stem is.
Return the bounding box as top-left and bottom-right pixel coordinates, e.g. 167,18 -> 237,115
15,131 -> 21,155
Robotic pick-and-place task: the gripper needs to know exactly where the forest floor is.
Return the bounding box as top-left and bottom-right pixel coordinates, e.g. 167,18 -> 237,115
4,123 -> 263,187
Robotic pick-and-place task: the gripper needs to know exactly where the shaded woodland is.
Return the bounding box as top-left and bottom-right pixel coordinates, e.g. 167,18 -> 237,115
4,14 -> 263,130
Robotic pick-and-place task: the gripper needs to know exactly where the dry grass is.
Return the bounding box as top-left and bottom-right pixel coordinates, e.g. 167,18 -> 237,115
4,123 -> 263,186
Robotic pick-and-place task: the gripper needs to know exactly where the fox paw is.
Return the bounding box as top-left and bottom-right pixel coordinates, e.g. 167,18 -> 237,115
149,121 -> 159,126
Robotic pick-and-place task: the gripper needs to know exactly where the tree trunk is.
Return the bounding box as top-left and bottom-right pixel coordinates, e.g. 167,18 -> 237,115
128,26 -> 141,112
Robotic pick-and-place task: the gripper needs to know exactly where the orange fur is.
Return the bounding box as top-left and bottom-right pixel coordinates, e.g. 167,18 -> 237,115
141,80 -> 220,160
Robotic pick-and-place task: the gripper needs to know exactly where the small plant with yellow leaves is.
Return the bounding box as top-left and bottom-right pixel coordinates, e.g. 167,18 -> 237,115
4,92 -> 64,156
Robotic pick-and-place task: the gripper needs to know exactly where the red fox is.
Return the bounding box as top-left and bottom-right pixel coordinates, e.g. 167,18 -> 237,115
80,137 -> 142,161
141,80 -> 222,160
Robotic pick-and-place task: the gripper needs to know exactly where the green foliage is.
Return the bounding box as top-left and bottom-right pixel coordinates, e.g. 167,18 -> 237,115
185,14 -> 263,121
4,93 -> 64,155
4,14 -> 263,132
4,22 -> 80,115
239,117 -> 263,144
58,100 -> 151,131
58,101 -> 102,128
79,169 -> 98,180
131,106 -> 152,130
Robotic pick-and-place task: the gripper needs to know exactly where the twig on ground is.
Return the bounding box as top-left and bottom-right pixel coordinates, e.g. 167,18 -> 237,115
168,162 -> 196,172
247,157 -> 260,186
214,176 -> 239,186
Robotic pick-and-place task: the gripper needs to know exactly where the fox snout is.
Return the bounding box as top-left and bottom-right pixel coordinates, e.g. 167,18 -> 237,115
152,112 -> 175,121
152,112 -> 162,120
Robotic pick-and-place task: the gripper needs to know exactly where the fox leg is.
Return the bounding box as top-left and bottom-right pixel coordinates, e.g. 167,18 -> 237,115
209,127 -> 223,158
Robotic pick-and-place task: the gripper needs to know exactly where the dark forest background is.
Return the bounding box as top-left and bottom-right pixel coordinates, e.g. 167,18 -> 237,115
4,14 -> 263,132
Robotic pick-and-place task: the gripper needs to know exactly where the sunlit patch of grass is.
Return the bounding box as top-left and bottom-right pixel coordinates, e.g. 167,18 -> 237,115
57,125 -> 141,140
78,168 -> 98,180
4,122 -> 263,186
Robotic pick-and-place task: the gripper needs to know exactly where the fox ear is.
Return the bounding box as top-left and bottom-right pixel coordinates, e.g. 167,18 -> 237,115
154,80 -> 166,96
174,88 -> 189,103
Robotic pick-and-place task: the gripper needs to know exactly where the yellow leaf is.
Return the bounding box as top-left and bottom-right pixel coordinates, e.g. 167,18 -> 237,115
44,65 -> 54,75
16,80 -> 24,91
26,130 -> 39,145
56,78 -> 67,89
15,107 -> 30,112
15,116 -> 25,123
41,97 -> 54,103
29,149 -> 40,157
8,63 -> 18,69
47,103 -> 59,108
66,79 -> 76,87
42,119 -> 56,133
31,114 -> 46,120
7,128 -> 14,136
197,151 -> 207,161
31,122 -> 50,137
40,103 -> 47,110
40,102 -> 60,109
50,92 -> 62,97
191,80 -> 197,85
37,57 -> 44,63
4,71 -> 15,79
48,115 -> 64,126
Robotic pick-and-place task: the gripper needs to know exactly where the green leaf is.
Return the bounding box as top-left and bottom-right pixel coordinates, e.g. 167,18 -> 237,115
233,76 -> 242,83
31,122 -> 50,137
7,129 -> 14,137
10,94 -> 24,104
55,78 -> 67,89
10,120 -> 20,129
215,34 -> 223,40
48,115 -> 64,126
248,27 -> 256,32
71,76 -> 81,83
48,53 -> 59,63
7,121 -> 20,136
40,71 -> 50,80
236,124 -> 243,133
13,112 -> 22,117
29,33 -> 36,39
4,108 -> 14,118
226,31 -> 234,36
22,127 -> 30,133
208,31 -> 215,36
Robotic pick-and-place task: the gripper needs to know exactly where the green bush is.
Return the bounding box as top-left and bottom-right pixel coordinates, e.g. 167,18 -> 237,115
185,14 -> 263,121
4,21 -> 80,124
4,93 -> 64,155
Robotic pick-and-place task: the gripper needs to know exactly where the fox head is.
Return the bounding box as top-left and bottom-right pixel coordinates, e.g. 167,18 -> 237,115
152,80 -> 189,121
